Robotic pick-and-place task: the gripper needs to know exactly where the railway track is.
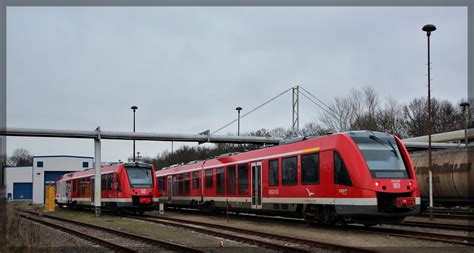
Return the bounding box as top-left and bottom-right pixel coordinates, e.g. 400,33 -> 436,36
401,221 -> 474,232
347,225 -> 473,246
418,212 -> 474,220
125,214 -> 373,253
163,209 -> 474,246
19,209 -> 204,253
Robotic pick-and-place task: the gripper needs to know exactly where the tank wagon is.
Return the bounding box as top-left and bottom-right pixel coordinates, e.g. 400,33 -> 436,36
156,131 -> 420,225
56,162 -> 158,213
411,148 -> 473,207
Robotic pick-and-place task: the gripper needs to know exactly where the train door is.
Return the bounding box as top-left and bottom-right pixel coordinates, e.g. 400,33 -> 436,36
167,175 -> 172,203
251,161 -> 263,209
333,151 -> 354,213
90,177 -> 95,205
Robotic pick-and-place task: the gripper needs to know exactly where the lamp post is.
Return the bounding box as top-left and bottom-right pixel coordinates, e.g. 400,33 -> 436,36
460,102 -> 470,147
422,24 -> 436,221
131,105 -> 138,161
236,107 -> 242,136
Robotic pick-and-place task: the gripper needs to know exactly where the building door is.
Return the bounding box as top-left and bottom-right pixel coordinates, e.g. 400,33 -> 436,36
251,162 -> 262,209
91,177 -> 95,204
13,183 -> 32,200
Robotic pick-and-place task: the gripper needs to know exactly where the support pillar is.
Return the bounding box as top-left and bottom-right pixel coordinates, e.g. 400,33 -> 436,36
94,127 -> 101,217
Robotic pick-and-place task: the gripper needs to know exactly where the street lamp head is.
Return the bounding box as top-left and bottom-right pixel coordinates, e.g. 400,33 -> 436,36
131,105 -> 138,111
422,24 -> 436,35
236,106 -> 242,112
460,102 -> 470,108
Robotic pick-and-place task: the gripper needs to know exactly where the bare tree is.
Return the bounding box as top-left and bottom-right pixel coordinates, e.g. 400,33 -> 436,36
403,97 -> 463,137
377,97 -> 407,138
7,148 -> 33,167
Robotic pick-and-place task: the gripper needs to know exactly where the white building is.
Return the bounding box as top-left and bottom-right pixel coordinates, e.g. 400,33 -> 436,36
5,166 -> 33,200
5,155 -> 93,203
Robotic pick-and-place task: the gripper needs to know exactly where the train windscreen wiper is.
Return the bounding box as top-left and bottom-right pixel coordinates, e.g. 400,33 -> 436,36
369,135 -> 399,159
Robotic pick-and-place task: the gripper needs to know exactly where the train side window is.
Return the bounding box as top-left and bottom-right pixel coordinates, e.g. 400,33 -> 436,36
302,153 -> 320,184
173,175 -> 178,195
238,163 -> 249,195
205,169 -> 213,188
282,156 -> 297,186
158,176 -> 163,191
108,174 -> 113,190
226,166 -> 236,195
192,171 -> 199,189
216,168 -> 225,195
268,159 -> 279,186
101,175 -> 106,191
184,173 -> 190,195
115,173 -> 122,192
334,151 -> 352,186
178,174 -> 184,195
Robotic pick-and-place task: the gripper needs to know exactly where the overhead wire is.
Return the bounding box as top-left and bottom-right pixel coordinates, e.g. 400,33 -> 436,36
298,88 -> 339,121
211,87 -> 293,135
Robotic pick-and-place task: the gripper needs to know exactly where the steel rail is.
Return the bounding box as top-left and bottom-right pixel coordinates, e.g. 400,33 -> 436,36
20,213 -> 137,253
19,209 -> 204,252
128,214 -> 373,253
162,209 -> 474,246
402,221 -> 474,232
350,225 -> 474,246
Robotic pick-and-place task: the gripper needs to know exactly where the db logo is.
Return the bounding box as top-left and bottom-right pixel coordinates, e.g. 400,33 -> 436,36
392,182 -> 400,189
269,189 -> 279,195
338,189 -> 348,195
141,189 -> 146,194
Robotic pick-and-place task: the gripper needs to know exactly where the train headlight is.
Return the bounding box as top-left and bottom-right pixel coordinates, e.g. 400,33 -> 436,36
409,181 -> 413,187
375,181 -> 380,187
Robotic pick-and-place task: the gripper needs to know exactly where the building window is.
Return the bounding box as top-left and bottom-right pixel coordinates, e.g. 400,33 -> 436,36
216,168 -> 225,195
268,159 -> 279,186
37,161 -> 44,168
205,169 -> 213,188
226,166 -> 236,195
282,156 -> 297,186
192,171 -> 199,189
82,162 -> 89,168
238,163 -> 248,195
301,153 -> 320,184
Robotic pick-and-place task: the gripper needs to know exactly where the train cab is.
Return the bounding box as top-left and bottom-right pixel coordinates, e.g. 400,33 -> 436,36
336,131 -> 420,224
56,162 -> 158,213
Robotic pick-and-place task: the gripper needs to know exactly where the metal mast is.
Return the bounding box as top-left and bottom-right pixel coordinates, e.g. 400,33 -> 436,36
292,85 -> 300,136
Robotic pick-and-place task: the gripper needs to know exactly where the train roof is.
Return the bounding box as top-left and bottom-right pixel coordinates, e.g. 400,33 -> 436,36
57,162 -> 153,181
156,131 -> 396,176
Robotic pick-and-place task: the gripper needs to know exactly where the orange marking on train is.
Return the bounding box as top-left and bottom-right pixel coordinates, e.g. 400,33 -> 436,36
302,147 -> 320,153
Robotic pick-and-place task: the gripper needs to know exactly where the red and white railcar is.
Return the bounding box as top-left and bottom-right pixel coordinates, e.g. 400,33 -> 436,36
56,162 -> 158,213
156,131 -> 420,225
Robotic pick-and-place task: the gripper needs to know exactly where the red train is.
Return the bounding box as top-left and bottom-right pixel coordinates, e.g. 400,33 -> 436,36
156,131 -> 420,225
56,162 -> 158,213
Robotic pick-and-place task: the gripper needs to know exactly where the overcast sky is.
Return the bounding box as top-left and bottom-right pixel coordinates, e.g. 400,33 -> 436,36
6,7 -> 467,162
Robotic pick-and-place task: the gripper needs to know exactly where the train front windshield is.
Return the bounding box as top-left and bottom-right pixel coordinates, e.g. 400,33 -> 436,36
125,166 -> 153,188
351,135 -> 409,179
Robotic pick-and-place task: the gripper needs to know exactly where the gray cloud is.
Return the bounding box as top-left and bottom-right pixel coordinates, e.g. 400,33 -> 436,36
7,7 -> 467,162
